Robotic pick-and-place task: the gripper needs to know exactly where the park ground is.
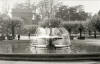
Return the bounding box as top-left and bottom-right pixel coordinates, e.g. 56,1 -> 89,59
0,36 -> 99,64
0,36 -> 100,54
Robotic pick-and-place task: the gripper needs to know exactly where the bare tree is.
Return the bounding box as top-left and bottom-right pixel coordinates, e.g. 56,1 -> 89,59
37,0 -> 61,19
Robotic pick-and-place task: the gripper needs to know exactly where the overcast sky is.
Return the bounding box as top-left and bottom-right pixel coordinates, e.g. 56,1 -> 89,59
0,0 -> 100,15
62,0 -> 100,15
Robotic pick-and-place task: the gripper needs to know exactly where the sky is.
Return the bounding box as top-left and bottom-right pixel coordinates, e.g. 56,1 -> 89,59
0,0 -> 100,15
62,0 -> 100,15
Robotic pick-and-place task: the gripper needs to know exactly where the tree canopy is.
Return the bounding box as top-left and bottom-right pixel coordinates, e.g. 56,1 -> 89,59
40,17 -> 63,28
90,15 -> 100,31
55,5 -> 89,21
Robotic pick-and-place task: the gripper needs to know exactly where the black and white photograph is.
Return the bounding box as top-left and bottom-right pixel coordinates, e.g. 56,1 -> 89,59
0,0 -> 100,64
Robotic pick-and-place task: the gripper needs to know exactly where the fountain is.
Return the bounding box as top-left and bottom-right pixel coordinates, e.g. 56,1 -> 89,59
30,27 -> 72,54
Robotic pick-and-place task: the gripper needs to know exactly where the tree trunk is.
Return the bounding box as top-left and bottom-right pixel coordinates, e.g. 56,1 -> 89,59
94,30 -> 96,38
79,29 -> 82,38
68,29 -> 71,36
88,30 -> 91,37
12,25 -> 15,39
84,30 -> 85,37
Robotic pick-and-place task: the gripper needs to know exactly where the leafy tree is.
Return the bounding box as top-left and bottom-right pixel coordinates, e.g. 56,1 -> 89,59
0,14 -> 11,34
1,17 -> 24,39
87,15 -> 100,38
55,5 -> 89,21
63,21 -> 86,37
40,17 -> 63,28
23,25 -> 38,34
78,23 -> 85,37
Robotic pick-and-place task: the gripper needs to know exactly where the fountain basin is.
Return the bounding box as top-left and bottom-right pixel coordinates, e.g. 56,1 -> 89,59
30,27 -> 72,54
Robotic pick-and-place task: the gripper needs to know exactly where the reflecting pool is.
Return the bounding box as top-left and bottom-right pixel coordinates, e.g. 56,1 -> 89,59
0,27 -> 100,54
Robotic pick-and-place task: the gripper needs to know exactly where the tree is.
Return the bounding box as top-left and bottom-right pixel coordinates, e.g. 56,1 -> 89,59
0,14 -> 11,34
78,23 -> 85,38
37,0 -> 62,20
40,17 -> 63,28
63,21 -> 86,38
11,18 -> 24,38
88,15 -> 100,38
55,5 -> 89,21
23,25 -> 38,34
1,17 -> 24,39
37,0 -> 52,19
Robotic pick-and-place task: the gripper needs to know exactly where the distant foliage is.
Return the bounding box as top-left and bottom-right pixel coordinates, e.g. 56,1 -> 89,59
1,17 -> 24,34
55,5 -> 89,21
63,21 -> 86,33
89,15 -> 100,31
40,18 -> 63,28
23,25 -> 38,34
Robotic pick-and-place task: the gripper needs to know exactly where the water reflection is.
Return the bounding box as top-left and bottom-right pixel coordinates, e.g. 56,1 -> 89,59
0,40 -> 31,54
0,27 -> 72,54
0,40 -> 100,54
0,40 -> 72,54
